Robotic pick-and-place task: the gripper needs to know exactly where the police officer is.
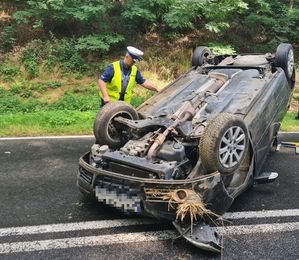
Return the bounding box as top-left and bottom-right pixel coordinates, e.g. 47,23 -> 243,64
98,46 -> 158,107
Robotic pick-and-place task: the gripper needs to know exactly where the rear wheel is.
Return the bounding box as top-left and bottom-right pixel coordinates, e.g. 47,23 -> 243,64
192,46 -> 212,67
275,43 -> 295,87
199,113 -> 249,175
93,101 -> 138,149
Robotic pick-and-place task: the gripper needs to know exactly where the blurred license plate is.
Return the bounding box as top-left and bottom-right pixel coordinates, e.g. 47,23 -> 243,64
95,186 -> 141,213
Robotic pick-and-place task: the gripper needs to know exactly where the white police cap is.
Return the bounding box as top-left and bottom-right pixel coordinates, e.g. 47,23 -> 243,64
127,46 -> 144,61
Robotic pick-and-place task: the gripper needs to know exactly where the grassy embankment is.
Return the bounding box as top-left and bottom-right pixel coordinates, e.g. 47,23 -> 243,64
0,51 -> 298,137
280,79 -> 299,131
0,49 -> 181,137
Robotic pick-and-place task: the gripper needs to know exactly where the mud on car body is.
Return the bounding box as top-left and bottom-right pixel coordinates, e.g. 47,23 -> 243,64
77,43 -> 295,252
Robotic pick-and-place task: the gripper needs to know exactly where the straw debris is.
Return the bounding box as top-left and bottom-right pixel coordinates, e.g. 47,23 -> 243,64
163,189 -> 219,225
144,188 -> 171,199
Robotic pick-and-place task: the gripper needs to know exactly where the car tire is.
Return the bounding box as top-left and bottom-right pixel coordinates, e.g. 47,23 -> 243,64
93,101 -> 138,149
275,43 -> 296,87
199,113 -> 249,175
192,46 -> 212,67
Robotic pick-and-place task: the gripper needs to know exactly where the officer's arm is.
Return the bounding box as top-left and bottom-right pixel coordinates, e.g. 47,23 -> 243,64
98,64 -> 114,104
98,79 -> 110,103
141,80 -> 159,92
136,69 -> 158,92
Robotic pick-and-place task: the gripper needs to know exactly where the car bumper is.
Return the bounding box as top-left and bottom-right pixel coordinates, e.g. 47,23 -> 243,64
78,152 -> 234,220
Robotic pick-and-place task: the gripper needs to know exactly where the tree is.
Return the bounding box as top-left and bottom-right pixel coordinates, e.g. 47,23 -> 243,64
1,0 -> 298,56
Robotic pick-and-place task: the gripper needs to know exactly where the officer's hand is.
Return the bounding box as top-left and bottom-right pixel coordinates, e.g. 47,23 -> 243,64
103,99 -> 110,104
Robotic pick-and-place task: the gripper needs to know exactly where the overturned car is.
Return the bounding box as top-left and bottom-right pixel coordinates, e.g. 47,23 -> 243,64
77,43 -> 296,252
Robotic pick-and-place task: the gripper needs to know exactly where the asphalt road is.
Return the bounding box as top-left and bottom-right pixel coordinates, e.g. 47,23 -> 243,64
0,134 -> 298,260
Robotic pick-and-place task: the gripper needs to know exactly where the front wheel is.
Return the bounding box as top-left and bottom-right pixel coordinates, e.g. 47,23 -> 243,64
199,113 -> 249,175
93,101 -> 138,149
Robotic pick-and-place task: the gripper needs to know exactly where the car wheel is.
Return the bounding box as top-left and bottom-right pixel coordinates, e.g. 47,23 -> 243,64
93,101 -> 138,149
192,46 -> 212,67
199,113 -> 249,175
275,43 -> 296,87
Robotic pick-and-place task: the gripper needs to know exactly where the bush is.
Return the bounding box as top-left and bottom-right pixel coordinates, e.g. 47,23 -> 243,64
19,38 -> 89,77
20,90 -> 33,98
19,98 -> 43,112
20,47 -> 39,79
20,39 -> 53,79
48,81 -> 62,89
207,43 -> 236,55
48,92 -> 98,111
53,38 -> 88,73
27,82 -> 44,92
47,112 -> 76,127
0,85 -> 5,96
0,94 -> 20,113
75,73 -> 83,80
75,34 -> 124,54
10,82 -> 23,94
131,90 -> 154,107
28,81 -> 62,92
0,93 -> 44,113
36,84 -> 47,92
0,63 -> 20,82
0,25 -> 16,53
23,59 -> 39,79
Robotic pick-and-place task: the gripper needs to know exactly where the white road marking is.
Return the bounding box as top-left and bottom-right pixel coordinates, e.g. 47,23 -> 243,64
0,131 -> 295,141
0,230 -> 177,254
0,222 -> 298,254
0,209 -> 298,237
0,135 -> 94,141
0,219 -> 156,237
223,209 -> 299,220
216,222 -> 299,236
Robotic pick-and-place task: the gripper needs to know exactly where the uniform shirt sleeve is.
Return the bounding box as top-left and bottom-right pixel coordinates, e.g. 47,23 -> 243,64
135,69 -> 145,85
100,64 -> 114,83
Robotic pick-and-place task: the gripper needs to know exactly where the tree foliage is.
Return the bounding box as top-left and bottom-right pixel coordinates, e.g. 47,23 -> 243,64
231,0 -> 299,51
0,0 -> 298,59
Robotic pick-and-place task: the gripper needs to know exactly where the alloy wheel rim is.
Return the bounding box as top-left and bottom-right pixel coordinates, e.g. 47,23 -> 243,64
287,49 -> 294,77
218,126 -> 246,168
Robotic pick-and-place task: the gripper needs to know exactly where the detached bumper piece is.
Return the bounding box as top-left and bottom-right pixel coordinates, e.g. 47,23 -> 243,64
254,171 -> 278,184
173,220 -> 221,253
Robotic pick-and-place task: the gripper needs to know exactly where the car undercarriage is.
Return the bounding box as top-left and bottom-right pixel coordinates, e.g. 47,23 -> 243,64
78,43 -> 295,252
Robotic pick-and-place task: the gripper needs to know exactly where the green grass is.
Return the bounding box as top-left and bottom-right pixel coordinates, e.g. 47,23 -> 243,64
280,112 -> 299,131
0,52 -> 298,137
0,111 -> 96,136
1,110 -> 297,137
0,78 -> 158,136
0,93 -> 151,137
0,82 -> 298,137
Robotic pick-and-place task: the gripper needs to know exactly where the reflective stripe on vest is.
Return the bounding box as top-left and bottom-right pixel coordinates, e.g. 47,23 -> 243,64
100,61 -> 137,104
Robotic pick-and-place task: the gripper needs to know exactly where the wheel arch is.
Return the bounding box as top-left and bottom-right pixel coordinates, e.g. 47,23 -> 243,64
247,128 -> 257,177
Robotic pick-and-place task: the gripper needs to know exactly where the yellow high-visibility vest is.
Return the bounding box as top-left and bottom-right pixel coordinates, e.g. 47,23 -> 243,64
100,61 -> 137,104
